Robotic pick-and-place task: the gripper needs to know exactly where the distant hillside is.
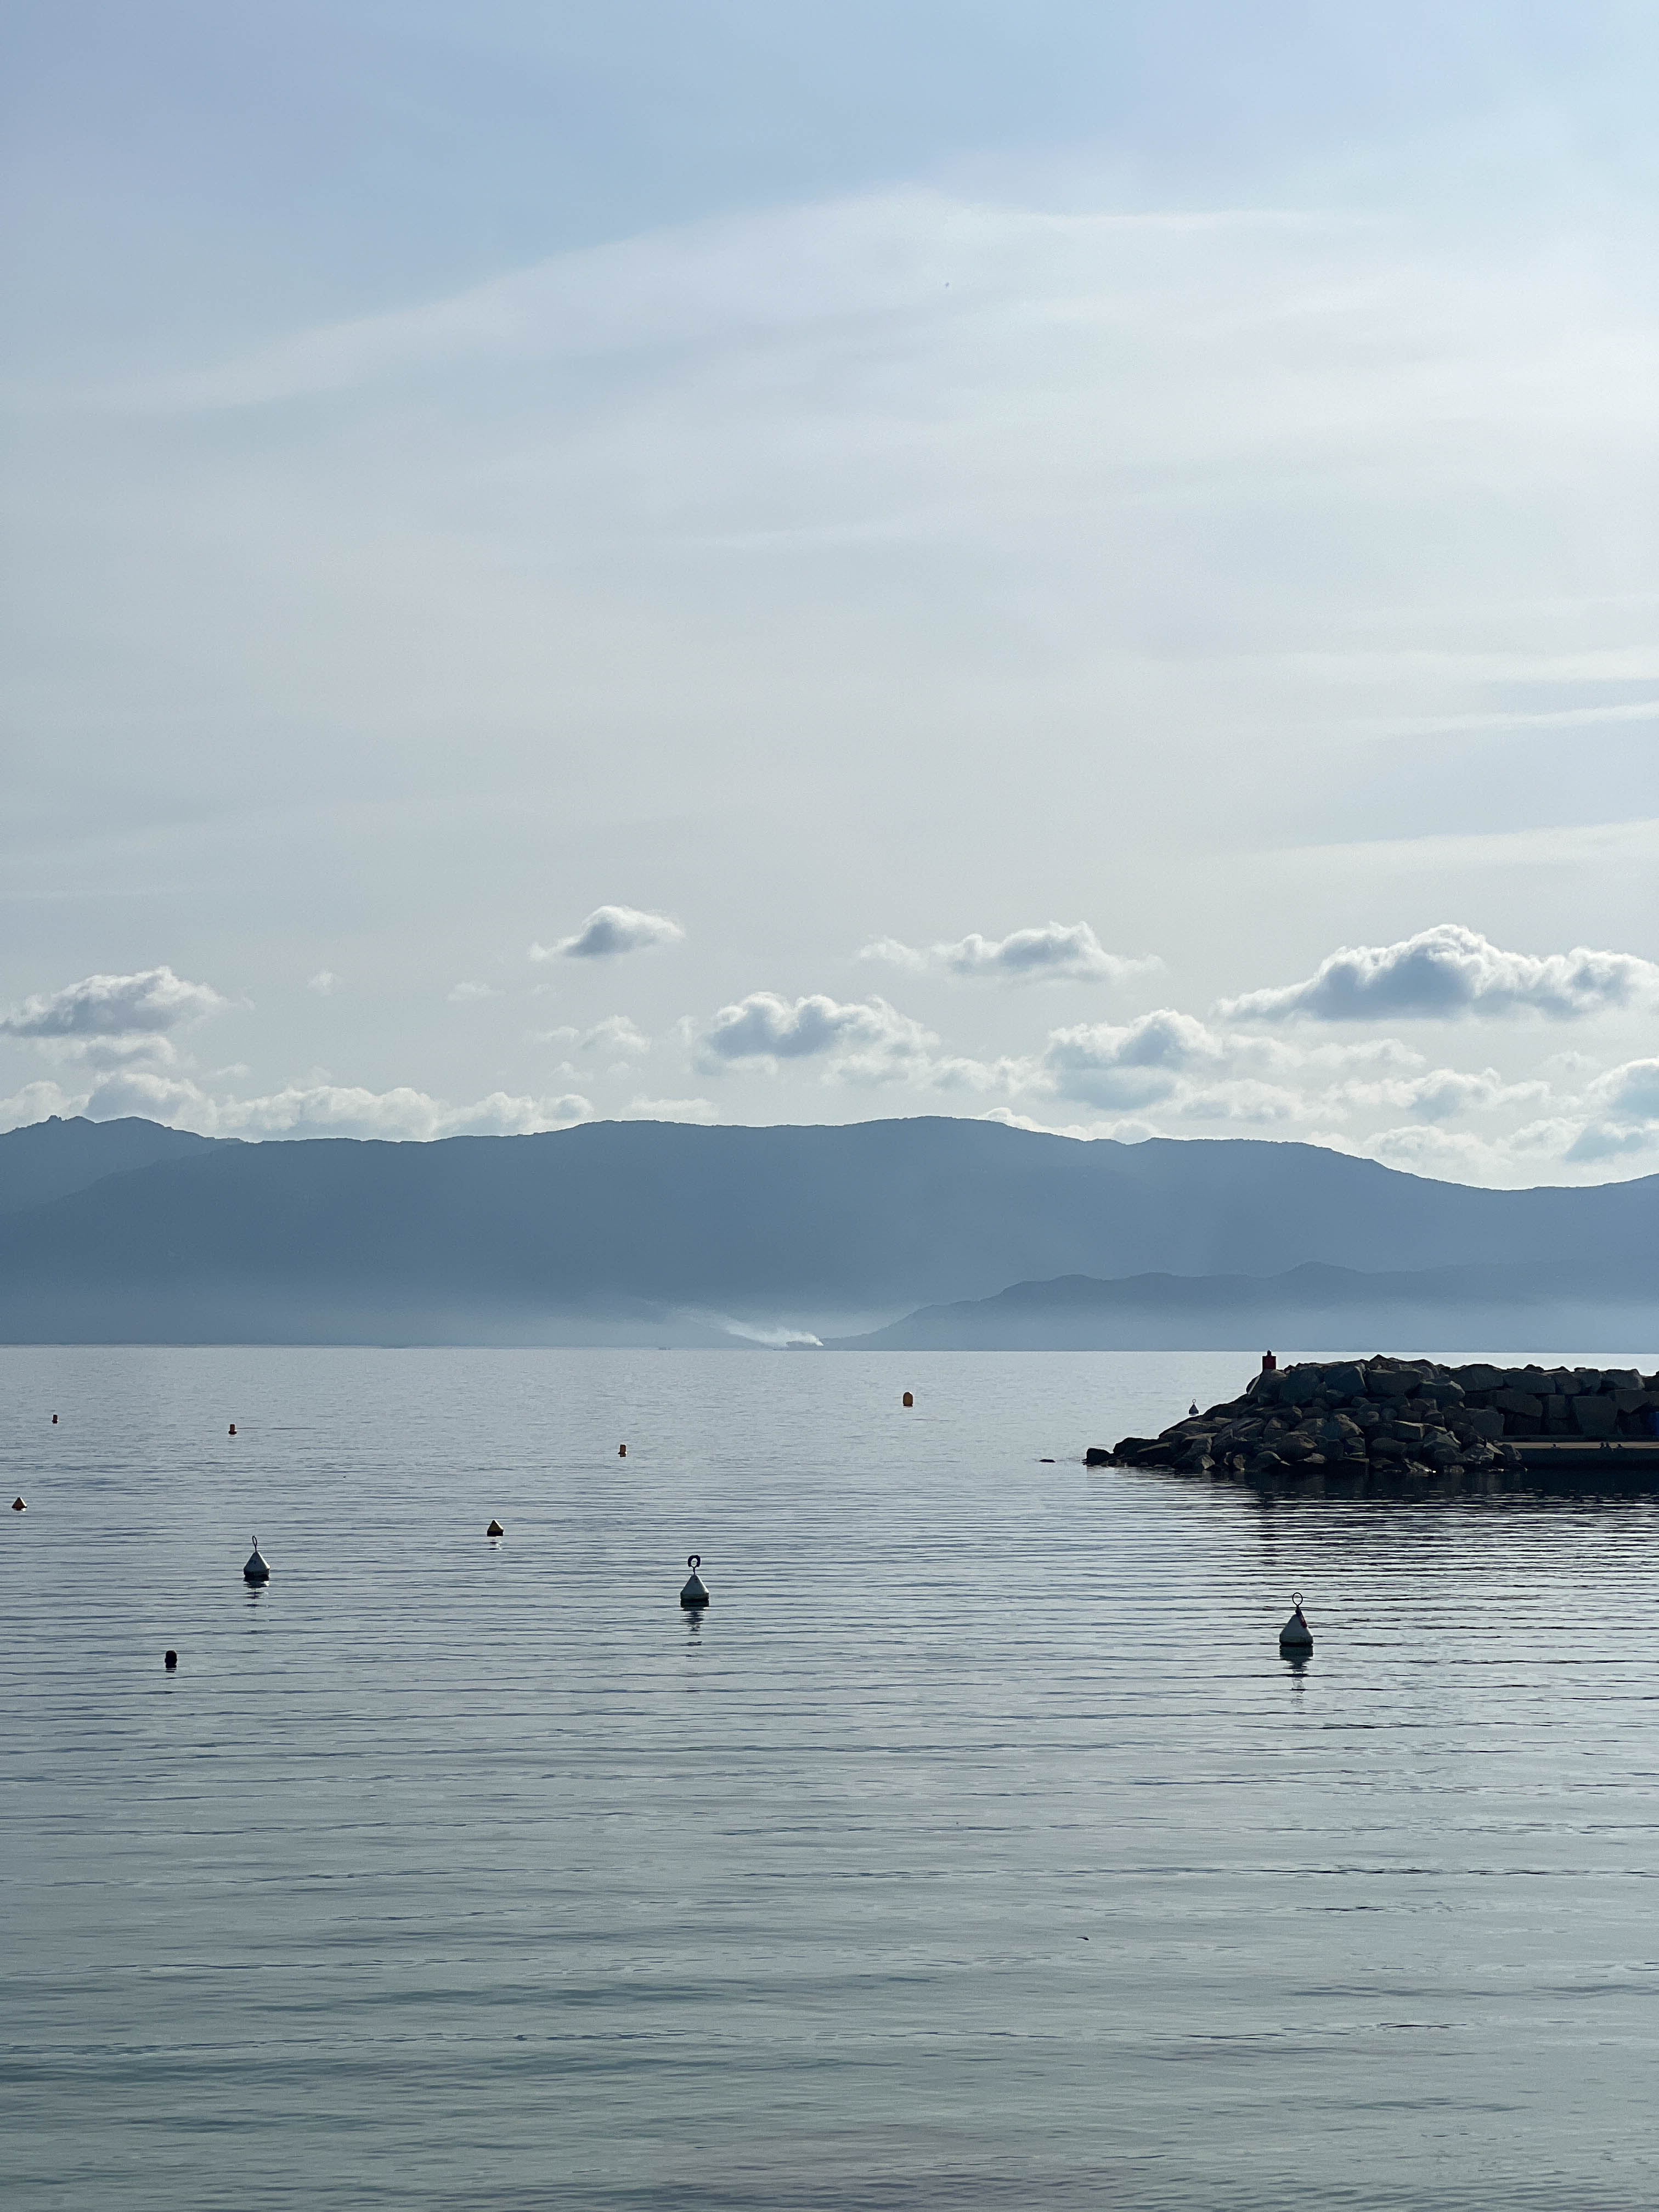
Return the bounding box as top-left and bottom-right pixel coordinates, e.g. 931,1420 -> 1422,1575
0,1114 -> 1654,1344
0,1114 -> 222,1216
828,1262 -> 1658,1355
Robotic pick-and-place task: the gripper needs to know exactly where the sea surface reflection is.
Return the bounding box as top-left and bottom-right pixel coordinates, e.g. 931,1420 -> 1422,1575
7,1345 -> 1659,2210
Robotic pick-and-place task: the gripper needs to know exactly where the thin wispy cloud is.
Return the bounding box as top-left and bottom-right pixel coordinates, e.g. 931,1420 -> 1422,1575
860,922 -> 1152,984
80,1069 -> 591,1142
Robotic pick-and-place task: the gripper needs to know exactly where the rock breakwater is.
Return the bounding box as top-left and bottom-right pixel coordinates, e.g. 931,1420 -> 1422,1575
1113,1358 -> 1659,1485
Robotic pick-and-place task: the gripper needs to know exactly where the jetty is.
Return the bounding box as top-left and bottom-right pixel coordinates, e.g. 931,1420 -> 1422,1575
1111,1358 -> 1659,1493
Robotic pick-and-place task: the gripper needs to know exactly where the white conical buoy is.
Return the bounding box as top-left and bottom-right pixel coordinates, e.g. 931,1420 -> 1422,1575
1278,1593 -> 1312,1652
680,1553 -> 709,1609
243,1537 -> 269,1584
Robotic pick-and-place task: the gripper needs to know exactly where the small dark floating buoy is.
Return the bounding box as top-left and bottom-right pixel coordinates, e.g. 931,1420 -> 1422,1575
243,1538 -> 269,1584
680,1553 -> 709,1609
1039,1457 -> 1054,1463
1278,1593 -> 1313,1653
11,1496 -> 25,1511
164,1650 -> 178,1670
1189,1401 -> 1200,1417
902,1391 -> 913,1407
51,1413 -> 58,1425
618,1443 -> 627,1458
486,1519 -> 504,1537
228,1423 -> 238,1436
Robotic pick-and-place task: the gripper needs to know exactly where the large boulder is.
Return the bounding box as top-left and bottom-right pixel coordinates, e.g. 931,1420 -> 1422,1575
1277,1367 -> 1324,1407
1494,1390 -> 1543,1421
1367,1370 -> 1415,1399
1322,1362 -> 1368,1400
1573,1393 -> 1617,1437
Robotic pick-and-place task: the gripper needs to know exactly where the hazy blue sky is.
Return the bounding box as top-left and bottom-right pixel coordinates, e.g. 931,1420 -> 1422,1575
4,2 -> 1658,1182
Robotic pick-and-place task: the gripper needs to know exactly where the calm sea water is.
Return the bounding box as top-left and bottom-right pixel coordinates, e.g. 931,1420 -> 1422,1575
7,1346 -> 1659,2211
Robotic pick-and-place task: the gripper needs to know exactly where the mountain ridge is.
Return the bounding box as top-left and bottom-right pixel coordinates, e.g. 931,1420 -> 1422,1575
0,1114 -> 1653,1345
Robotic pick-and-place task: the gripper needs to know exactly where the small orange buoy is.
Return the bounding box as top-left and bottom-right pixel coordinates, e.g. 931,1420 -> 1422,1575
618,1443 -> 627,1457
486,1519 -> 504,1538
11,1496 -> 24,1511
228,1423 -> 237,1437
164,1650 -> 178,1670
902,1391 -> 913,1408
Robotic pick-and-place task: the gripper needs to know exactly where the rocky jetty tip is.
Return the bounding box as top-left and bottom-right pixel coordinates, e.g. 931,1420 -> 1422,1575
1110,1357 -> 1659,1486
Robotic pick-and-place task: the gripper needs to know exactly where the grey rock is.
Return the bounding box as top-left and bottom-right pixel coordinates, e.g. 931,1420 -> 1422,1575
1278,1367 -> 1324,1407
1367,1370 -> 1415,1398
1573,1393 -> 1616,1437
1323,1362 -> 1368,1400
1493,1390 -> 1543,1421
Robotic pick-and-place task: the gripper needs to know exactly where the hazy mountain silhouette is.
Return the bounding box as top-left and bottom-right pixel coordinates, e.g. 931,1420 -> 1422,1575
0,1114 -> 222,1216
829,1261 -> 1655,1354
0,1113 -> 1654,1345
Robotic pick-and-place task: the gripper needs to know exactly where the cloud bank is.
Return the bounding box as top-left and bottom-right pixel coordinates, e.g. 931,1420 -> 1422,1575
1221,925 -> 1659,1023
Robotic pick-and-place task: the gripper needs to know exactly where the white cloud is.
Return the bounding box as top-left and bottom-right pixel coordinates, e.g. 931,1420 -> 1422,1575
0,1079 -> 81,1133
619,1096 -> 719,1123
532,906 -> 684,962
447,980 -> 498,1003
696,991 -> 934,1075
859,922 -> 1152,984
1588,1057 -> 1659,1121
78,1071 -> 591,1141
1329,1066 -> 1552,1124
582,1014 -> 649,1055
1220,924 -> 1659,1023
307,970 -> 341,996
1,966 -> 227,1042
1039,1009 -> 1226,1109
1561,1058 -> 1659,1163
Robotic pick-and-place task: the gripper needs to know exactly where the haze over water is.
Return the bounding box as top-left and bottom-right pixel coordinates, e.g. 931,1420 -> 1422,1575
8,1345 -> 1659,2210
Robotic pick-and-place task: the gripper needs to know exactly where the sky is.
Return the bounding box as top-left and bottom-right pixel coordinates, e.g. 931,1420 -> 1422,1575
3,0 -> 1658,1186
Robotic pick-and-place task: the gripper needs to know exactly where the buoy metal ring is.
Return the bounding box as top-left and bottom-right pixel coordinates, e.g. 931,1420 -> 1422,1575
1290,1590 -> 1304,1607
687,1554 -> 700,1571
